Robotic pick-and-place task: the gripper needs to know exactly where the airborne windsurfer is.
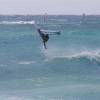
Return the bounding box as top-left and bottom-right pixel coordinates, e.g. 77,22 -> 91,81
37,28 -> 49,49
37,28 -> 60,49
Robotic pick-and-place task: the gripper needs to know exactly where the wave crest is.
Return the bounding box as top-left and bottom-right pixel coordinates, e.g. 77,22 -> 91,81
0,21 -> 35,25
43,49 -> 100,62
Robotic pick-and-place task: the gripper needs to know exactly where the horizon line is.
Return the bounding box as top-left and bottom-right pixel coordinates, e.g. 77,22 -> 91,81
0,14 -> 100,16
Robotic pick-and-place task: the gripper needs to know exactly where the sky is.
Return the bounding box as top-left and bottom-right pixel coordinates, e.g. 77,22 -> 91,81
0,0 -> 100,15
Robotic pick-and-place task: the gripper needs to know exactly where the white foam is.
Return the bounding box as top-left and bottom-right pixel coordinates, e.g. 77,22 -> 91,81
0,95 -> 30,100
0,95 -> 64,100
17,61 -> 35,65
42,48 -> 100,62
0,21 -> 35,25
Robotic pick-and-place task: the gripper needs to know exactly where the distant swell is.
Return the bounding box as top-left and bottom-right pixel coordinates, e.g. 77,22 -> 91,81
0,21 -> 35,25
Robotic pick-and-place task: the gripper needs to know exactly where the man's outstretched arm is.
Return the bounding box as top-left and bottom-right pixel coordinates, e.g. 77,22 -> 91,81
40,30 -> 61,35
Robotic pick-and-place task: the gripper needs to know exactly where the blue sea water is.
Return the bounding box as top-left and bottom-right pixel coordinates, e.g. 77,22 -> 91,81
0,15 -> 100,100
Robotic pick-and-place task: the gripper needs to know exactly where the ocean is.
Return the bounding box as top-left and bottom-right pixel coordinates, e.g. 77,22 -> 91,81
0,15 -> 100,100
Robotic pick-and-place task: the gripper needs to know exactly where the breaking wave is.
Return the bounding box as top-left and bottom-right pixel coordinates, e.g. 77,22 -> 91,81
43,49 -> 100,62
0,21 -> 35,25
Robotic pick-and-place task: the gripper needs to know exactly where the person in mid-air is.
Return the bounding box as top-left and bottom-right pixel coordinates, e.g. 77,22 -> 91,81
37,28 -> 49,49
37,28 -> 60,49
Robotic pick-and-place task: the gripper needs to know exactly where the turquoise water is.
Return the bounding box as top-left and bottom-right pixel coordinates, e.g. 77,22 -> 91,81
0,15 -> 100,100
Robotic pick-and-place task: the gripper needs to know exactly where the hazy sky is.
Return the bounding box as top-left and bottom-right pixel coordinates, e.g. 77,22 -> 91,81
0,0 -> 100,15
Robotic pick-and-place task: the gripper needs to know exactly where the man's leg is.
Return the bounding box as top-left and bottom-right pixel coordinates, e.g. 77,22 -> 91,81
43,42 -> 47,49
